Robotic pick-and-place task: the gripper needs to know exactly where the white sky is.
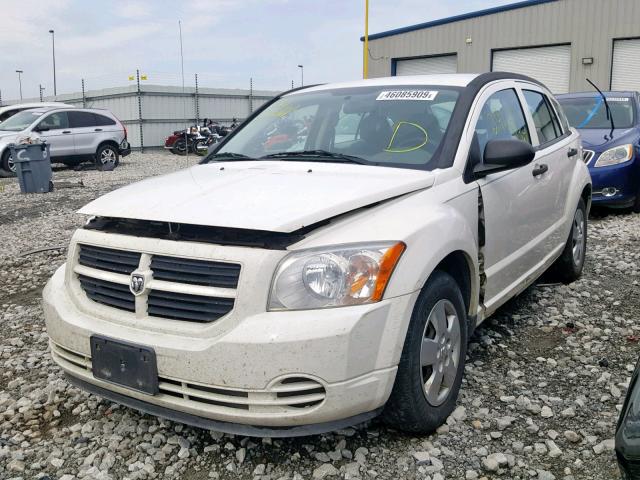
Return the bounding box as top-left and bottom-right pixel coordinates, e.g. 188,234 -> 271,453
0,0 -> 514,100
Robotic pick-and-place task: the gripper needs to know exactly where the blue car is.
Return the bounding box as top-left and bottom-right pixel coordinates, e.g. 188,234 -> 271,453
556,91 -> 640,212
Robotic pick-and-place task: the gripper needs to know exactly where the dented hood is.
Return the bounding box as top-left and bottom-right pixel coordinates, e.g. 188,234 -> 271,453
79,161 -> 435,233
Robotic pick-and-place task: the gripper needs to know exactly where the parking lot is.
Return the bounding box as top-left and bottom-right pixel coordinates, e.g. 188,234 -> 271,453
0,152 -> 636,479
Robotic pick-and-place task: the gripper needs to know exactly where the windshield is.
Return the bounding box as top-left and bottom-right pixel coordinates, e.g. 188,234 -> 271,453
0,110 -> 44,132
557,96 -> 635,129
215,85 -> 461,170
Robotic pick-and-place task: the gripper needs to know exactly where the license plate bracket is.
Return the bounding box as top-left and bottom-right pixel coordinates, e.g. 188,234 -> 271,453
90,336 -> 158,395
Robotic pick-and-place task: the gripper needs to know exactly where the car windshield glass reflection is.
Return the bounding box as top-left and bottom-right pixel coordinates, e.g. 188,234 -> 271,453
558,96 -> 635,129
215,86 -> 461,170
0,110 -> 43,131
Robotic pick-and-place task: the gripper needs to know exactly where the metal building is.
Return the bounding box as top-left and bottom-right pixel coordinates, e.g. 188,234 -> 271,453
9,84 -> 279,149
365,0 -> 640,93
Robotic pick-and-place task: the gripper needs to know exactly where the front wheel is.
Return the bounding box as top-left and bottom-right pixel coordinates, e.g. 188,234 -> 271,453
548,198 -> 587,283
1,149 -> 16,175
172,139 -> 187,156
95,144 -> 120,171
383,271 -> 468,434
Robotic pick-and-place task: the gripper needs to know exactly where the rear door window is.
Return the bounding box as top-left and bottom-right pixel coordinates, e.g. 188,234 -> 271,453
68,111 -> 98,128
94,114 -> 116,126
522,90 -> 562,145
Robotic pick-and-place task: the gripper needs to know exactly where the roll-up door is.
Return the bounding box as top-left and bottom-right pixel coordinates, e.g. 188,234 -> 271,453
492,45 -> 571,94
394,55 -> 457,76
611,39 -> 640,91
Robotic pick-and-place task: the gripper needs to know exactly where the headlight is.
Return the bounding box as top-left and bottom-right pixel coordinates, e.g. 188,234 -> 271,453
594,144 -> 634,167
268,242 -> 405,311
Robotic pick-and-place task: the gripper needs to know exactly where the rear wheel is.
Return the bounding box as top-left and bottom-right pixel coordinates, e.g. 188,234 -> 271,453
95,144 -> 119,171
1,149 -> 16,175
383,271 -> 467,434
548,198 -> 587,283
172,139 -> 187,156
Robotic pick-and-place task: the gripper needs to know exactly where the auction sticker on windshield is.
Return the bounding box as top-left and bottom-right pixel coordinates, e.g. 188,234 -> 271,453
376,90 -> 438,101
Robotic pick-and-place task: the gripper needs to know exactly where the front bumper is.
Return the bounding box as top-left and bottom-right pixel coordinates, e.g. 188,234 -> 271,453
44,254 -> 416,431
589,158 -> 639,207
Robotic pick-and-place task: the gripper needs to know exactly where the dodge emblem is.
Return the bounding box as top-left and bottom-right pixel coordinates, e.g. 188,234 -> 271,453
130,273 -> 146,296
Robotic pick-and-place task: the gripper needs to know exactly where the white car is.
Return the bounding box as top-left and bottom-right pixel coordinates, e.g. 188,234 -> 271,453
0,102 -> 72,123
43,73 -> 591,437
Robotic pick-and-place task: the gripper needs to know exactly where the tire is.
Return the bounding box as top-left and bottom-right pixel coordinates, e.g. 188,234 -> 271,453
383,270 -> 468,434
173,139 -> 187,156
194,139 -> 209,156
95,144 -> 120,171
548,198 -> 587,283
1,149 -> 16,175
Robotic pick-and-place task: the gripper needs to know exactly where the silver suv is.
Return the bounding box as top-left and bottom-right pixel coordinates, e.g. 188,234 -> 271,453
0,107 -> 130,174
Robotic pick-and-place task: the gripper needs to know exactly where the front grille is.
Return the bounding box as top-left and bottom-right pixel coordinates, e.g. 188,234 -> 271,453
78,245 -> 141,275
583,150 -> 595,165
148,290 -> 234,323
51,341 -> 326,414
151,255 -> 240,288
78,275 -> 135,312
75,243 -> 240,324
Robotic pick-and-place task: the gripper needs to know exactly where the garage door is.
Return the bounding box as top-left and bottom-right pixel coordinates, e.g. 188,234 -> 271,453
492,45 -> 571,94
394,55 -> 457,76
611,39 -> 640,91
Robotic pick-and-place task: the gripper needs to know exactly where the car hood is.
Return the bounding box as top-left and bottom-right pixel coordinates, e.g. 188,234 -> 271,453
79,161 -> 436,233
579,127 -> 638,150
0,131 -> 18,142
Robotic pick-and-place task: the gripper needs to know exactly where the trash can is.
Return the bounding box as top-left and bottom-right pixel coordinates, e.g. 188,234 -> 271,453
10,143 -> 53,194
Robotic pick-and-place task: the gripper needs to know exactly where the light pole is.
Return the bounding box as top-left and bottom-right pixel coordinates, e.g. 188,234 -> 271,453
297,64 -> 304,86
15,70 -> 23,101
49,29 -> 57,96
39,85 -> 45,102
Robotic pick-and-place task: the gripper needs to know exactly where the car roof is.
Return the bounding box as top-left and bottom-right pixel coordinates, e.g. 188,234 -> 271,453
288,74 -> 481,95
0,102 -> 71,114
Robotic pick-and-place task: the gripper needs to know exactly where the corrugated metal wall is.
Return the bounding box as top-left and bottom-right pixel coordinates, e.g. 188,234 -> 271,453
367,0 -> 640,92
13,84 -> 279,148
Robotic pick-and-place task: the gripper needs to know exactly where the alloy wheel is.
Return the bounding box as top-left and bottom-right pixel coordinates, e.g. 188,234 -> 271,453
420,299 -> 462,406
100,148 -> 116,166
572,208 -> 585,266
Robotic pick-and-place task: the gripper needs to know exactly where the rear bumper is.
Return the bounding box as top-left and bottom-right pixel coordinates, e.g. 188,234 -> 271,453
119,140 -> 131,158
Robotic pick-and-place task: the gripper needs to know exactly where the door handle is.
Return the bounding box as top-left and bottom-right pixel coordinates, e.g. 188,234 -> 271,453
94,128 -> 102,132
567,147 -> 578,157
532,164 -> 548,176
62,130 -> 71,134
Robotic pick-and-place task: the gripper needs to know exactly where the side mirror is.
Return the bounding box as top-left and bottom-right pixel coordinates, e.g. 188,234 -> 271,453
34,126 -> 50,132
473,139 -> 535,178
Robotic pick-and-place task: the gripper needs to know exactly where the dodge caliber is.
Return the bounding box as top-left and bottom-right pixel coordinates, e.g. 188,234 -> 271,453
44,73 -> 592,436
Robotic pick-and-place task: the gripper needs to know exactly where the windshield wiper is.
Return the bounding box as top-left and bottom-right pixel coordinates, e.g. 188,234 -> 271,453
260,150 -> 369,165
586,78 -> 615,139
200,152 -> 255,164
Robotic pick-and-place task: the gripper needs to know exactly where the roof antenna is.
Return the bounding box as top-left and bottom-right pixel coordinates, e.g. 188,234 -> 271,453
586,78 -> 615,140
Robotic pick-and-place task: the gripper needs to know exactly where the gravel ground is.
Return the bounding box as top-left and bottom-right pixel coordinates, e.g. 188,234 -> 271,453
0,152 -> 638,480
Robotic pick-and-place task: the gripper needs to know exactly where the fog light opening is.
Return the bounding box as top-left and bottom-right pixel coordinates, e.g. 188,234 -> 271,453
602,187 -> 618,197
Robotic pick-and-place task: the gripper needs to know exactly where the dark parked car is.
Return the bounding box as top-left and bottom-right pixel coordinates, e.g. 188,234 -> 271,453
616,358 -> 640,478
556,91 -> 640,212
